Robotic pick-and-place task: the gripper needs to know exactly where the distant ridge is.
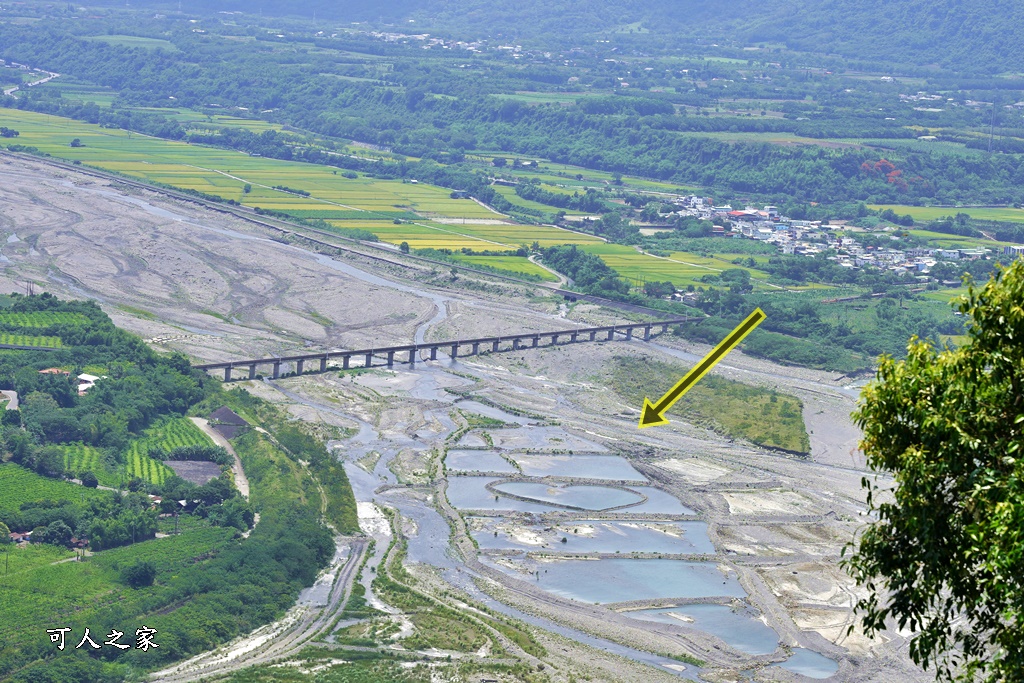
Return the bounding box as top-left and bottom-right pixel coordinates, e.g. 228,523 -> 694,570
77,0 -> 1024,72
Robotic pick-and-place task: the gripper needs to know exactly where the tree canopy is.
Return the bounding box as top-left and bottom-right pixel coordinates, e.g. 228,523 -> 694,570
845,258 -> 1024,681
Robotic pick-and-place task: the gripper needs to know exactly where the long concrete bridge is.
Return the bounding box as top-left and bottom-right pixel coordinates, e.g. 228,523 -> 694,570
195,318 -> 690,381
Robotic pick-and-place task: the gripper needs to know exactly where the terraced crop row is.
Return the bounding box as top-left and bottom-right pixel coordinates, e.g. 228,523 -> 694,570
123,418 -> 214,485
60,444 -> 120,487
0,311 -> 89,328
0,333 -> 62,348
126,449 -> 173,485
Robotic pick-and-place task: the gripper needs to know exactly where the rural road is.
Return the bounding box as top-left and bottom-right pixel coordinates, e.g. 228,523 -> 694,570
1,390 -> 17,410
190,417 -> 250,499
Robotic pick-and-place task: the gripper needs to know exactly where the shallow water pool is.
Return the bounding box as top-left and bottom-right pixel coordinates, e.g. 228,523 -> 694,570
626,604 -> 779,655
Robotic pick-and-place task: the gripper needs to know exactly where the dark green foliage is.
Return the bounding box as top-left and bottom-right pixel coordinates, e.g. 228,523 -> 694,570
541,245 -> 630,297
80,471 -> 99,488
120,559 -> 156,588
845,260 -> 1024,682
163,444 -> 232,466
0,297 -> 350,680
644,280 -> 676,297
34,520 -> 73,547
7,17 -> 1024,207
0,295 -> 205,450
516,180 -> 606,212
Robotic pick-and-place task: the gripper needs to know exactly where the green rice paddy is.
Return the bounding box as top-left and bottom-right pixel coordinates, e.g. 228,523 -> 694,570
0,107 -> 788,287
872,204 -> 1024,225
449,254 -> 559,281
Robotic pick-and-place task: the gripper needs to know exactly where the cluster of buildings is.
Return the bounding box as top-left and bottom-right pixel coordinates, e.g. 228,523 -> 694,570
38,368 -> 105,396
664,196 -> 1019,276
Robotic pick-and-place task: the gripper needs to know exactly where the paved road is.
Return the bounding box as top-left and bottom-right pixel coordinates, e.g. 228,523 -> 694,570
1,390 -> 17,410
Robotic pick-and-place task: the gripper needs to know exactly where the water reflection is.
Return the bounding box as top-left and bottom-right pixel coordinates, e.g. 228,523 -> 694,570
626,604 -> 779,655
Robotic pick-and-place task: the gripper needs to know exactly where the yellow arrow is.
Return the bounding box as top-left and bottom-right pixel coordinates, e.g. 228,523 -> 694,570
638,308 -> 766,429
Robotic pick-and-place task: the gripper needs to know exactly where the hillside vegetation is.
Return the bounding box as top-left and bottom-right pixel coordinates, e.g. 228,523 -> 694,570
0,294 -> 357,681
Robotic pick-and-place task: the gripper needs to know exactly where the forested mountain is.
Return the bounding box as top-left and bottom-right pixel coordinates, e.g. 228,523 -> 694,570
742,0 -> 1024,73
76,0 -> 1024,72
412,0 -> 1024,73
92,0 -> 421,22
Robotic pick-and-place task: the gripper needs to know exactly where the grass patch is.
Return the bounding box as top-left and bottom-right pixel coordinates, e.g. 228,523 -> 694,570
458,410 -> 508,429
871,204 -> 1024,225
610,355 -> 811,453
0,462 -> 107,513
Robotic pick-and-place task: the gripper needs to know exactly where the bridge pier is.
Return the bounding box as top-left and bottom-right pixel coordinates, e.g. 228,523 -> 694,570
195,319 -> 693,381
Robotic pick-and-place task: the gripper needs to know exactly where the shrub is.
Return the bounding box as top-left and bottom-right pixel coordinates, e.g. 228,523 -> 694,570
120,560 -> 156,588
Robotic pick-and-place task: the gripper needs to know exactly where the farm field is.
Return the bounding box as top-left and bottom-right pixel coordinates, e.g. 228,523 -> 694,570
0,332 -> 62,347
904,228 -> 1016,251
0,109 -> 501,220
673,130 -> 869,149
332,218 -> 603,251
83,34 -> 179,51
124,417 -> 214,485
0,311 -> 88,327
30,80 -> 119,106
580,243 -> 803,289
921,286 -> 970,303
490,91 -> 598,105
60,443 -> 120,487
492,184 -> 591,216
1,108 -> 762,287
449,254 -> 560,281
0,462 -> 107,513
0,526 -> 236,653
497,163 -> 697,194
872,204 -> 1024,225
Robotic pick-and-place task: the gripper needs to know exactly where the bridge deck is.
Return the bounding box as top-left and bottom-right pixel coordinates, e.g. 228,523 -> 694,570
193,318 -> 690,380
